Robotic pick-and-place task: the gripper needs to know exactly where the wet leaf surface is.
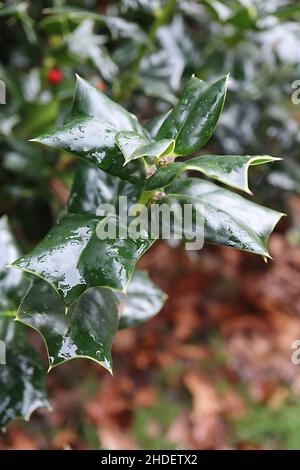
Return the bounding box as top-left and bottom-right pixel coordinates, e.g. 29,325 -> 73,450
157,75 -> 228,155
12,214 -> 155,306
146,155 -> 279,192
116,131 -> 174,164
163,178 -> 283,257
17,278 -> 119,372
68,161 -> 143,215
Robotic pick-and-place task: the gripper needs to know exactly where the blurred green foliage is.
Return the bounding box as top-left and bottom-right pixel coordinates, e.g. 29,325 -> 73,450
1,0 -> 300,444
234,397 -> 300,450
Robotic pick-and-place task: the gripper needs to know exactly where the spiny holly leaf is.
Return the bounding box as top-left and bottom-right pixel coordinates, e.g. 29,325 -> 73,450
157,75 -> 229,155
68,161 -> 143,215
0,317 -> 50,427
31,115 -> 145,184
118,271 -> 167,329
116,131 -> 175,164
31,76 -> 147,183
11,214 -> 155,306
145,155 -> 279,193
17,278 -> 118,372
163,177 -> 283,257
71,75 -> 147,136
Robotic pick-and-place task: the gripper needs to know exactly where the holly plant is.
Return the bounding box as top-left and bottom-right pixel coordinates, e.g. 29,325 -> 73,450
0,73 -> 283,427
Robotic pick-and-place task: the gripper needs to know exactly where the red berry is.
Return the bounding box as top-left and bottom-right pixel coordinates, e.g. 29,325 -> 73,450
47,68 -> 63,85
96,80 -> 106,92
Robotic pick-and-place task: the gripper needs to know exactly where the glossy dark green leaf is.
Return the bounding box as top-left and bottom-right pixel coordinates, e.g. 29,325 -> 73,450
71,75 -> 147,136
11,214 -> 98,306
17,278 -> 118,372
11,214 -> 155,306
163,177 -> 283,257
31,115 -> 144,184
68,161 -> 143,215
118,271 -> 167,329
32,76 -> 147,183
116,131 -> 175,164
145,155 -> 279,192
157,75 -> 229,155
0,317 -> 49,427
